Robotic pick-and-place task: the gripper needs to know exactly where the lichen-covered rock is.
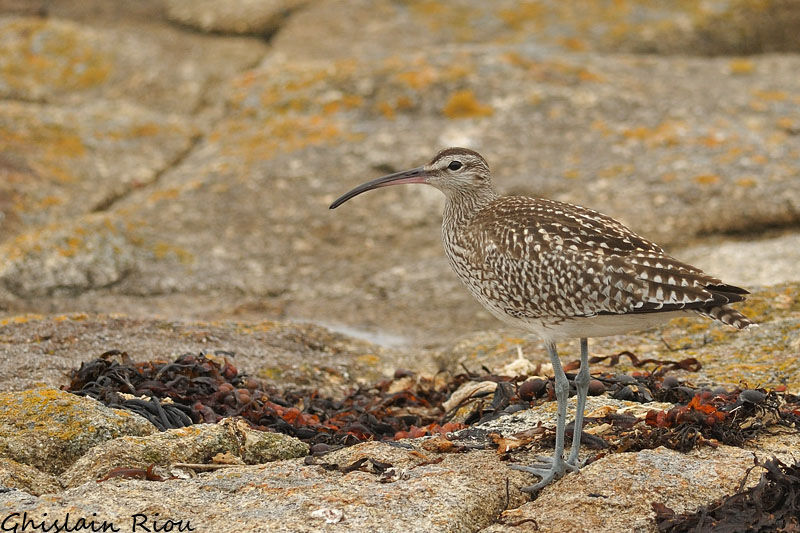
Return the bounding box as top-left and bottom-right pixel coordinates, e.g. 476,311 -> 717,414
0,100 -> 197,244
164,0 -> 307,35
272,0 -> 800,60
0,16 -> 266,113
0,314 -> 414,396
0,458 -> 61,496
0,388 -> 155,474
482,446 -> 761,533
0,214 -> 139,298
2,441 -> 530,533
61,418 -> 308,487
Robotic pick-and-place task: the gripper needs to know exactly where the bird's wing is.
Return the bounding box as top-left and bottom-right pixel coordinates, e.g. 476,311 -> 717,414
463,196 -> 747,318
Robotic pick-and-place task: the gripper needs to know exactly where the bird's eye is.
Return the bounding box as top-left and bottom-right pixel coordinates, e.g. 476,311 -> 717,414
448,160 -> 462,171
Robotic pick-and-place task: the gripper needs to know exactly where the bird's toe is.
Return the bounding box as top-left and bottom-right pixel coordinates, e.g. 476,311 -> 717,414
511,459 -> 571,492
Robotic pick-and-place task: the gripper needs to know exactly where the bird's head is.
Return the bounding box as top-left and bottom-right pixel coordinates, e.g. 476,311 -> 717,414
329,147 -> 494,209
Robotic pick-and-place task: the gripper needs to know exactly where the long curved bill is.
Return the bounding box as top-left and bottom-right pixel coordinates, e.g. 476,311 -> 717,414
329,167 -> 428,209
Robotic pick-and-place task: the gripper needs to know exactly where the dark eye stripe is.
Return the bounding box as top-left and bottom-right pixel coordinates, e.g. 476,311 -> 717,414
448,160 -> 462,171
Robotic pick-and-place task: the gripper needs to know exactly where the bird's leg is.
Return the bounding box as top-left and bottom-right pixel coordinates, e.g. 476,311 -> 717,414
511,340 -> 570,492
567,337 -> 590,468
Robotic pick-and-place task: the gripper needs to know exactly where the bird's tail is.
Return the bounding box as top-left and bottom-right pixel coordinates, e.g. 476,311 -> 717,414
698,305 -> 754,330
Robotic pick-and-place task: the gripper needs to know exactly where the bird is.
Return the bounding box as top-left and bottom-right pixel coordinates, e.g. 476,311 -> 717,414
329,147 -> 753,492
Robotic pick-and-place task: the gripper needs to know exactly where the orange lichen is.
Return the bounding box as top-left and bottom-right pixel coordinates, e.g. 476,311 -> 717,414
0,19 -> 112,93
322,94 -> 363,115
442,90 -> 493,119
559,37 -> 588,51
752,89 -> 787,101
777,117 -> 796,131
693,174 -> 722,185
503,53 -> 603,85
729,59 -> 755,75
152,242 -> 193,263
621,121 -> 683,147
395,67 -> 438,90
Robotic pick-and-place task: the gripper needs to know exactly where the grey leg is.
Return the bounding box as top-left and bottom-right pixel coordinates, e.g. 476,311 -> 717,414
567,337 -> 590,467
511,340 -> 570,492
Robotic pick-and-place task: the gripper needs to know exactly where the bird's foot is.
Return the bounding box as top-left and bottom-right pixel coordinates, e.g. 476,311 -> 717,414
510,462 -> 567,492
565,454 -> 588,470
529,454 -> 579,473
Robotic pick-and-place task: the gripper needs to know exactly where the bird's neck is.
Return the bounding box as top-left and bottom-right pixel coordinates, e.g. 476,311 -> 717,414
442,187 -> 498,227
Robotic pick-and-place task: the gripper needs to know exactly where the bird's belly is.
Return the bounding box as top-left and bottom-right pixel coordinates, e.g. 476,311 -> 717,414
518,311 -> 689,341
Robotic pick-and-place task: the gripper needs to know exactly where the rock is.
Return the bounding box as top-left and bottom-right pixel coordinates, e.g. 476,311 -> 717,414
0,314 -> 420,396
0,214 -> 139,298
0,441 -> 530,532
272,0 -> 800,60
61,418 -> 308,487
676,231 -> 800,288
0,100 -> 197,243
164,0 -> 307,36
0,388 -> 155,474
482,446 -> 759,533
0,16 -> 267,114
0,458 -> 61,496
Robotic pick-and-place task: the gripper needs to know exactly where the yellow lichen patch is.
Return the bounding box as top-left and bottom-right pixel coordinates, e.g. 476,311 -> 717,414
777,117 -> 797,131
407,1 -> 474,40
0,18 -> 112,93
256,366 -> 283,379
597,164 -> 634,179
356,354 -> 381,366
716,145 -> 746,164
693,174 -> 722,185
697,133 -> 726,148
147,188 -> 181,204
375,96 -> 414,119
735,177 -> 757,187
559,37 -> 587,51
621,120 -> 684,147
442,90 -> 493,119
376,101 -> 396,119
591,120 -> 612,136
395,66 -> 439,90
128,123 -> 163,138
56,236 -> 83,257
729,59 -> 754,75
152,242 -> 193,264
563,169 -> 580,180
36,195 -> 63,208
221,114 -> 361,163
497,2 -> 547,31
752,89 -> 787,101
0,314 -> 45,326
321,94 -> 363,115
502,53 -> 603,85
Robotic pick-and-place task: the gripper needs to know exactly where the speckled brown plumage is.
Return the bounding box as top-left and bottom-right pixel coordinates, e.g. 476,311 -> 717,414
329,146 -> 754,491
432,148 -> 752,341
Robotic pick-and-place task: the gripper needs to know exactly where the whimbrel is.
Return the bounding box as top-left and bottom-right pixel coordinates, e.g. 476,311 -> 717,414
329,147 -> 753,491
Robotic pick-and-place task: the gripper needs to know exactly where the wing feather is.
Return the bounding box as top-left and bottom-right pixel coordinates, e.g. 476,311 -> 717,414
459,196 -> 747,319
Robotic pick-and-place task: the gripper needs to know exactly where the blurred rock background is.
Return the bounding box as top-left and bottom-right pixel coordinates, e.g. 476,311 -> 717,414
0,0 -> 798,347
